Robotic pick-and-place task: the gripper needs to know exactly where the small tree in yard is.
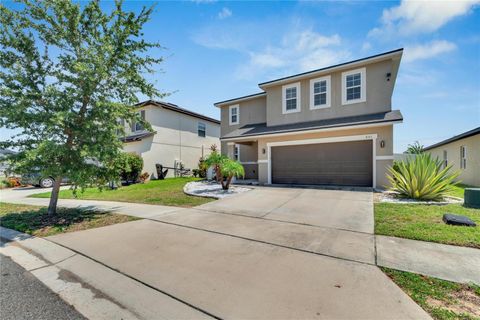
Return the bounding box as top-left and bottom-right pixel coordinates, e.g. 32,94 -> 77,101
0,0 -> 164,215
220,159 -> 244,190
204,150 -> 227,183
204,146 -> 244,190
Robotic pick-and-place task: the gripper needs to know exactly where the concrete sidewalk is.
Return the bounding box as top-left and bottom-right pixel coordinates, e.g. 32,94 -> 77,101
2,186 -> 479,287
0,187 -> 187,219
376,236 -> 480,285
47,219 -> 430,319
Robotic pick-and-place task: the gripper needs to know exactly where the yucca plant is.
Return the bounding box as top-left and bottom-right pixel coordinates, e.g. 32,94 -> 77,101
386,153 -> 460,201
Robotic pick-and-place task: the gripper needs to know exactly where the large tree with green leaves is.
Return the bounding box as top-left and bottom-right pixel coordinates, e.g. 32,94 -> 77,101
0,0 -> 164,214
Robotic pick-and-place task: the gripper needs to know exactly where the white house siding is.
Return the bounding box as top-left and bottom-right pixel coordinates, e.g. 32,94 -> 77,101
426,134 -> 480,187
123,105 -> 220,178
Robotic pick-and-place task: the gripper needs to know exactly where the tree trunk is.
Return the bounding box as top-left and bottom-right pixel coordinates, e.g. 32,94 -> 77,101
47,176 -> 62,215
222,175 -> 233,190
215,165 -> 222,183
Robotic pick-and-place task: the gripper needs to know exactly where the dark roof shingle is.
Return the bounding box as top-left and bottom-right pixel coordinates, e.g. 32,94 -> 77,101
136,100 -> 220,124
221,110 -> 403,140
424,127 -> 480,151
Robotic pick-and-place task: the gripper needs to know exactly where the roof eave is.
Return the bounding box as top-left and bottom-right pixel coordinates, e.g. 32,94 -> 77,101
423,127 -> 480,151
258,49 -> 403,89
220,119 -> 403,141
214,92 -> 267,107
136,100 -> 220,124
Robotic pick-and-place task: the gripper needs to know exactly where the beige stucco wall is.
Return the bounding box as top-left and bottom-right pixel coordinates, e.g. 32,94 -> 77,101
265,59 -> 398,126
123,105 -> 220,178
220,95 -> 266,138
426,134 -> 480,186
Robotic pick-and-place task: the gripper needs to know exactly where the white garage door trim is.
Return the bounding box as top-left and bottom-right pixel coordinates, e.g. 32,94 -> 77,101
267,134 -> 378,188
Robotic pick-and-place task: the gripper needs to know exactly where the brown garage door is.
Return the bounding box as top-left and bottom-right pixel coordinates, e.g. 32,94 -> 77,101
271,140 -> 373,187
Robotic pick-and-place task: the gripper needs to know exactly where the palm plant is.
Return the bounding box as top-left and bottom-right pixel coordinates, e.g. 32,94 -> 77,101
404,141 -> 424,154
220,159 -> 245,190
204,149 -> 227,183
386,153 -> 460,201
204,146 -> 245,190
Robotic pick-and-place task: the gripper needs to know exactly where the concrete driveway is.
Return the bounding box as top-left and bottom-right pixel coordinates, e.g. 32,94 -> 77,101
197,187 -> 374,233
46,187 -> 430,319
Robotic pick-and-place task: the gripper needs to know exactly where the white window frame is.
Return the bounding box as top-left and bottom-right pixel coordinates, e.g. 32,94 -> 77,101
309,76 -> 331,109
197,122 -> 206,137
229,104 -> 239,125
234,144 -> 240,161
342,67 -> 366,105
460,146 -> 467,169
282,82 -> 301,114
132,110 -> 146,132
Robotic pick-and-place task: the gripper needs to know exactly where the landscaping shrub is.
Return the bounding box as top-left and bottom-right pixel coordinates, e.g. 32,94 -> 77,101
139,172 -> 149,183
204,147 -> 244,190
0,177 -> 20,188
118,153 -> 143,184
386,153 -> 460,201
195,157 -> 207,178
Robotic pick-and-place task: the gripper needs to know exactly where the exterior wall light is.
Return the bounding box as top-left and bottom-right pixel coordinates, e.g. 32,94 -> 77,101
380,140 -> 385,148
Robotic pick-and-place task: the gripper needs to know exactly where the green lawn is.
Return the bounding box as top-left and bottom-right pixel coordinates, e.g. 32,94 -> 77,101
31,177 -> 214,208
447,184 -> 471,199
383,268 -> 480,320
0,202 -> 139,237
375,203 -> 480,248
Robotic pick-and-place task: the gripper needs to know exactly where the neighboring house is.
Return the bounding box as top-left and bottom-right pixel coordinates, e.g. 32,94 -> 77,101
215,49 -> 404,188
0,149 -> 16,177
122,100 -> 220,178
424,127 -> 480,187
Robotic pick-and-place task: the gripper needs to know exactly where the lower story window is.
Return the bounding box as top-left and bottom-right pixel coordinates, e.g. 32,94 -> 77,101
460,146 -> 467,169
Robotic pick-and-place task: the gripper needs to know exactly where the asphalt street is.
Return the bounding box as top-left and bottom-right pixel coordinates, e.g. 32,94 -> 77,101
0,251 -> 85,320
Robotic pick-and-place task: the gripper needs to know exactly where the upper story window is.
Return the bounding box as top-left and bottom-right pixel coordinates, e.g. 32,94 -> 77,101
282,82 -> 301,114
132,110 -> 145,132
229,104 -> 239,125
198,122 -> 206,137
342,67 -> 366,105
310,76 -> 331,109
460,146 -> 467,169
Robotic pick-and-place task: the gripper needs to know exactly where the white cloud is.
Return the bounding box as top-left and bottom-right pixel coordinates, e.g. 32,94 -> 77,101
218,7 -> 232,19
361,41 -> 372,52
237,30 -> 350,80
370,0 -> 480,37
403,40 -> 457,62
191,0 -> 216,3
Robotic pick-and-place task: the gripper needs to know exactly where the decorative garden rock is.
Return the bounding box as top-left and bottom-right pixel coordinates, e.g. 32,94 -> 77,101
442,213 -> 477,227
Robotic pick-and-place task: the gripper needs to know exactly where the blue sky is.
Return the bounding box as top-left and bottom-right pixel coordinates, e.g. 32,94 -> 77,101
2,0 -> 479,152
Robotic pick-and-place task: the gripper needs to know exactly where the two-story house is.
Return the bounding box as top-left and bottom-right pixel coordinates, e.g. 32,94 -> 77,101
122,100 -> 220,178
215,49 -> 404,188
